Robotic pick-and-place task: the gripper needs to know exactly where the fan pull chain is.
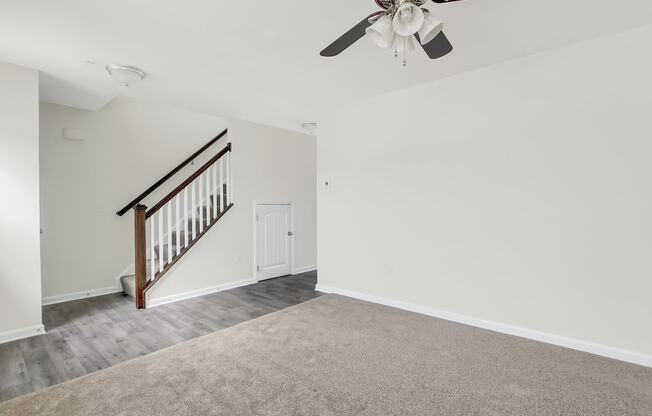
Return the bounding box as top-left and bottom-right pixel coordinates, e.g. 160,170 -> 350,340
403,37 -> 407,67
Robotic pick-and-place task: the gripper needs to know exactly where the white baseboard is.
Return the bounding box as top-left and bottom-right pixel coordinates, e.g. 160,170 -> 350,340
0,324 -> 46,344
42,287 -> 122,306
147,279 -> 256,308
316,284 -> 652,369
292,264 -> 317,275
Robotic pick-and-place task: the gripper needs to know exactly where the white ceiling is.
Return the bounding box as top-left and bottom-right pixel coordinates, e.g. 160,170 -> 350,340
1,0 -> 652,131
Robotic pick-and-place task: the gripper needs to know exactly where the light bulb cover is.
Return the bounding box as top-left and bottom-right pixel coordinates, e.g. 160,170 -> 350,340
391,35 -> 416,53
392,2 -> 425,37
365,15 -> 394,48
418,10 -> 444,45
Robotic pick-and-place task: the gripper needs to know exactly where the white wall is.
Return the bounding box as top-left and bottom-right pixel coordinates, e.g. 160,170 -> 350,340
39,97 -> 227,301
317,25 -> 652,365
0,62 -> 43,342
148,119 -> 317,305
40,101 -> 316,306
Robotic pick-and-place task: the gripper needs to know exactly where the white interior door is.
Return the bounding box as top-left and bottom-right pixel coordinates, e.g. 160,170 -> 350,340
256,204 -> 293,281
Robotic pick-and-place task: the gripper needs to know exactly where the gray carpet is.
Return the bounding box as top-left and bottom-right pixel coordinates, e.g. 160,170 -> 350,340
1,294 -> 650,415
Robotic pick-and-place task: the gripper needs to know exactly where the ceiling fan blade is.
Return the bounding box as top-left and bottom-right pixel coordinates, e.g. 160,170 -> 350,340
416,31 -> 453,59
320,12 -> 383,57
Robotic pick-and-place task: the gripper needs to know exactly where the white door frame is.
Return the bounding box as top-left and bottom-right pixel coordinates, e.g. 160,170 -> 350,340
253,201 -> 295,282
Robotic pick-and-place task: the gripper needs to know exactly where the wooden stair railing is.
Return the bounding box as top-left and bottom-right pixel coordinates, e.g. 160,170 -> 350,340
116,129 -> 228,216
133,142 -> 233,309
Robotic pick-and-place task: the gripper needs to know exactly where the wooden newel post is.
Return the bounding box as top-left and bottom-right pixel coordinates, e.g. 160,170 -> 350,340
134,205 -> 147,309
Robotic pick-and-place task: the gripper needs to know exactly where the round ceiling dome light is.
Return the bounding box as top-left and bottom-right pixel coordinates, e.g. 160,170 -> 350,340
105,64 -> 146,86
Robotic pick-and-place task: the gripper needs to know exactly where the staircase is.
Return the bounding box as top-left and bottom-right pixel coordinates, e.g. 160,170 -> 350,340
116,130 -> 233,309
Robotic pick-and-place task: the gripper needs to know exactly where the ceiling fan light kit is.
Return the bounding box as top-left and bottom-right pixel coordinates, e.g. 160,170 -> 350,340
370,0 -> 439,65
320,0 -> 462,65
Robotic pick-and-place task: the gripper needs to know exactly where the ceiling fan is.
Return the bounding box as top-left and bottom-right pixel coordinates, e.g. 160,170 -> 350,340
320,0 -> 463,65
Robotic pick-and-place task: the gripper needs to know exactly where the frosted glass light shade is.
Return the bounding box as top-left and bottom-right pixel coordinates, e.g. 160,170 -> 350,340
392,2 -> 424,36
366,15 -> 394,48
418,10 -> 444,44
391,35 -> 416,53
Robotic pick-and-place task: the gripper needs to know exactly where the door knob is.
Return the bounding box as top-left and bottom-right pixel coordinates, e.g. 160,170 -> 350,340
287,231 -> 294,236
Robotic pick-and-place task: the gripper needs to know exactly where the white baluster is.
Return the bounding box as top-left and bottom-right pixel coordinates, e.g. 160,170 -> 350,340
175,194 -> 181,256
191,180 -> 197,240
167,203 -> 172,264
205,168 -> 211,223
219,158 -> 224,212
158,211 -> 164,272
184,187 -> 189,246
199,173 -> 204,233
150,217 -> 155,278
226,150 -> 232,206
212,163 -> 218,218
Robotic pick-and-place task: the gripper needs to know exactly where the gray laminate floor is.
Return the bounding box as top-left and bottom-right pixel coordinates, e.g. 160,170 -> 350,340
0,271 -> 320,403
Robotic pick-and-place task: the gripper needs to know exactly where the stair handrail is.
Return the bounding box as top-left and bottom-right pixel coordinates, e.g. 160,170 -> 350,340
145,142 -> 232,218
132,142 -> 233,309
116,128 -> 228,216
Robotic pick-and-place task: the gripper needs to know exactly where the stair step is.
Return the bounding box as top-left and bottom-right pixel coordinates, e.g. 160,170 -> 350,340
196,208 -> 228,224
151,209 -> 225,265
120,258 -> 156,297
125,203 -> 230,300
186,218 -> 203,230
154,244 -> 181,263
209,194 -> 224,207
170,230 -> 186,242
197,205 -> 219,219
184,217 -> 214,235
159,231 -> 190,249
120,274 -> 136,298
141,204 -> 230,275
